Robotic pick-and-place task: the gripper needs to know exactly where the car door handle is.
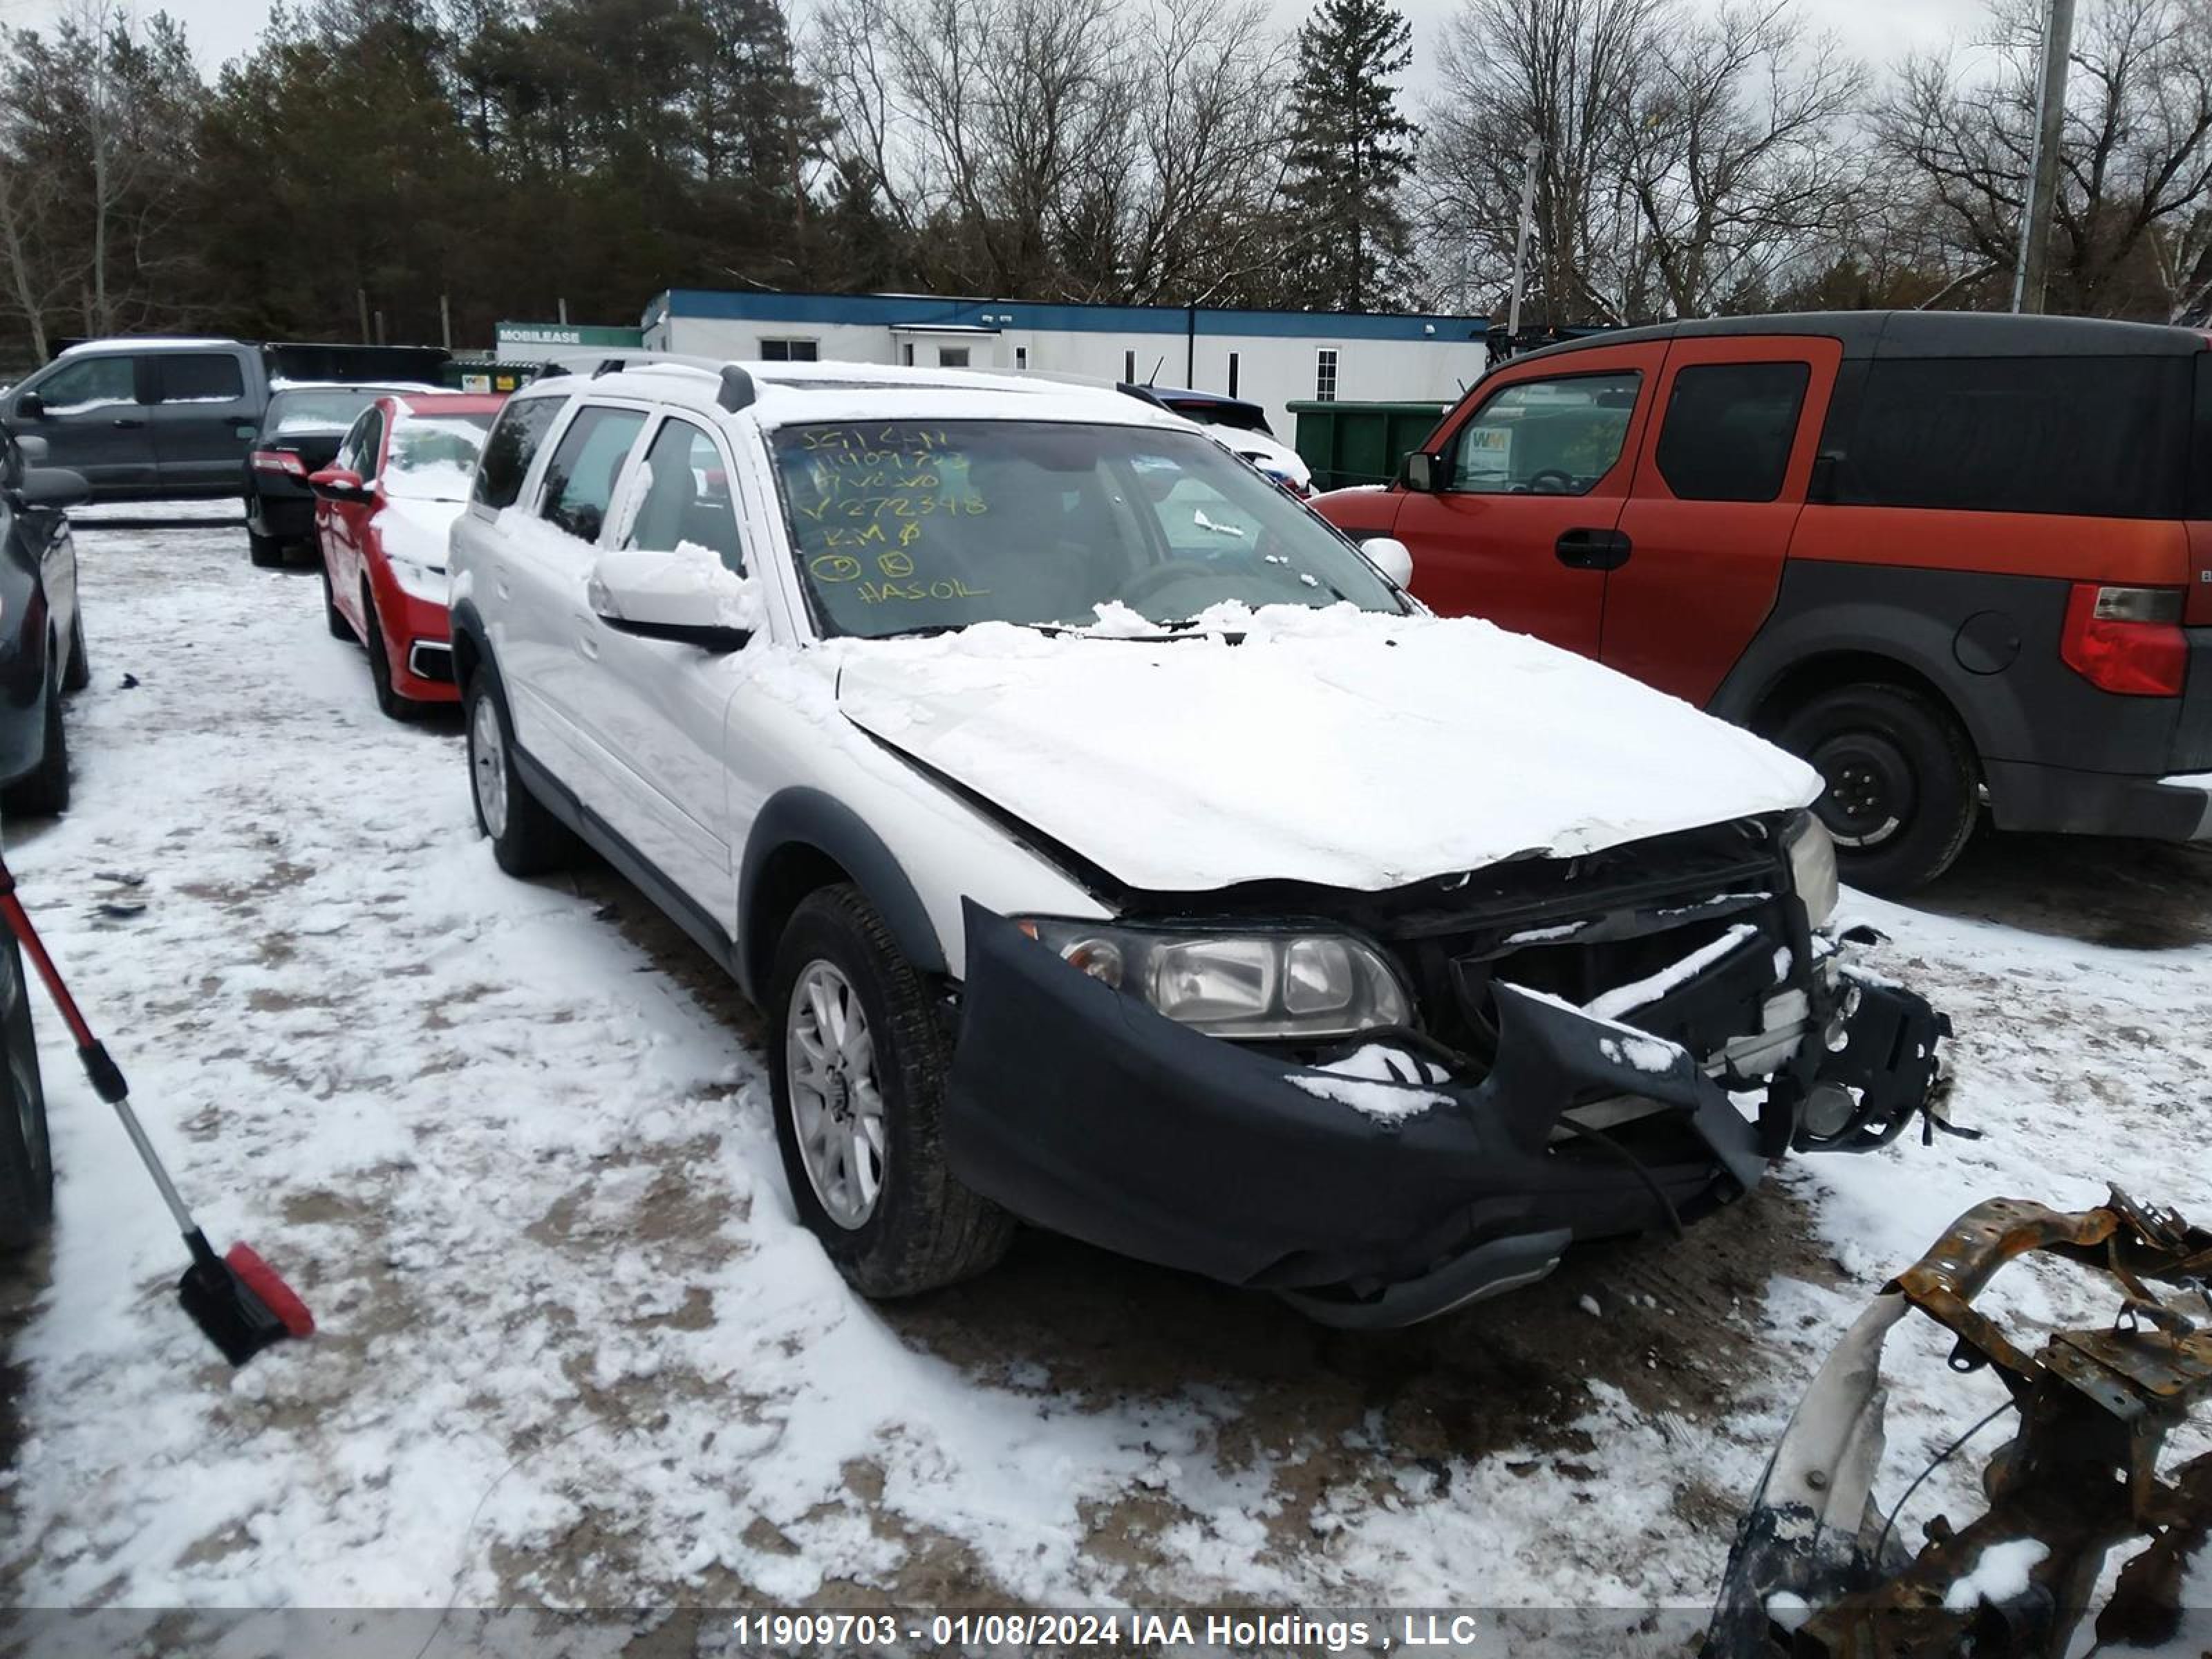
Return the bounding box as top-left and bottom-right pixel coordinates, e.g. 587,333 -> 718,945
1555,528 -> 1632,572
110,418 -> 146,429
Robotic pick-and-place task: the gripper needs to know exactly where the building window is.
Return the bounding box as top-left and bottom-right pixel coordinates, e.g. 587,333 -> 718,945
759,339 -> 818,362
1015,346 -> 1028,370
1315,349 -> 1338,402
1124,350 -> 1136,383
938,346 -> 970,368
901,343 -> 915,366
1228,352 -> 1240,398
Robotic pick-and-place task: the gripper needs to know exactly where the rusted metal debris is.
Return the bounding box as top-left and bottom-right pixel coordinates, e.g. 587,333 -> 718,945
1706,1191 -> 2212,1658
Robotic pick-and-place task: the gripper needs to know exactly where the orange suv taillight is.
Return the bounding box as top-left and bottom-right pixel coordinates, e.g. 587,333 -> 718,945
2059,583 -> 2188,697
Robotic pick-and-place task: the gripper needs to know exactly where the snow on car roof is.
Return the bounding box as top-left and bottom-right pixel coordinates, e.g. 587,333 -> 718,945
553,357 -> 1180,433
58,336 -> 242,355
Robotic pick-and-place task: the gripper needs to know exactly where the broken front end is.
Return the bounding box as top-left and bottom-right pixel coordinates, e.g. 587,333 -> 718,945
1706,1192 -> 2212,1659
945,810 -> 1955,1328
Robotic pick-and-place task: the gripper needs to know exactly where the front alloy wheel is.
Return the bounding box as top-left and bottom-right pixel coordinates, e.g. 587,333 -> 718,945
785,961 -> 887,1229
469,691 -> 509,841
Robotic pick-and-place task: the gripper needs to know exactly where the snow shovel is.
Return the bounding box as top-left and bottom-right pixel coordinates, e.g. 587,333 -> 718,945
0,852 -> 312,1366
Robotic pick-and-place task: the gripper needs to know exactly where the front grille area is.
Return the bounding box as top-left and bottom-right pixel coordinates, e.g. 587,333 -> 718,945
1372,818 -> 1801,1076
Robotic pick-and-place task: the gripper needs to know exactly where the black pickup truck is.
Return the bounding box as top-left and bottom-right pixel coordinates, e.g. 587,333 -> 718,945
0,338 -> 451,504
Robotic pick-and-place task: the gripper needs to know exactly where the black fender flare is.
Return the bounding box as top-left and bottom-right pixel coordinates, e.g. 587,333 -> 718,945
737,787 -> 946,1000
1709,579 -> 2023,764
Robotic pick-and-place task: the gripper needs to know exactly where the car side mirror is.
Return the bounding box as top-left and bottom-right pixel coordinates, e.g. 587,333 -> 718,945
15,393 -> 44,420
1361,535 -> 1414,588
587,549 -> 752,653
1403,452 -> 1440,492
307,467 -> 369,501
12,467 -> 89,509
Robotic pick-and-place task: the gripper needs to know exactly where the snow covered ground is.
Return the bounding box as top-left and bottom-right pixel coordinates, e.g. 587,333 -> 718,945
1,520 -> 2207,1647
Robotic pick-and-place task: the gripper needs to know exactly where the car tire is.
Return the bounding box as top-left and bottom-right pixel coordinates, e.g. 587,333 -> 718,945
1778,683 -> 1976,893
320,560 -> 349,640
1,672 -> 69,818
247,529 -> 285,568
60,610 -> 88,695
463,667 -> 577,877
767,884 -> 1015,1299
362,585 -> 420,724
0,930 -> 52,1252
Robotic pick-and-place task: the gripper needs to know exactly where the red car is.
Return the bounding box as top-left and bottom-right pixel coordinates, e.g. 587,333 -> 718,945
310,392 -> 505,719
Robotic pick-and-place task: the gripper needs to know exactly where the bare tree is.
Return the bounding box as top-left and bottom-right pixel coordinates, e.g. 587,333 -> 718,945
1422,0 -> 1863,327
809,0 -> 1291,303
1879,0 -> 2212,319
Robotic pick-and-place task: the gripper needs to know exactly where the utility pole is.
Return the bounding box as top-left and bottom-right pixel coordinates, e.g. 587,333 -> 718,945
1506,138 -> 1541,338
440,292 -> 452,352
2012,0 -> 2076,315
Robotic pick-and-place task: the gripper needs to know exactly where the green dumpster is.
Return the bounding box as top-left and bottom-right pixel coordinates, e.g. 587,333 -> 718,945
1289,400 -> 1454,494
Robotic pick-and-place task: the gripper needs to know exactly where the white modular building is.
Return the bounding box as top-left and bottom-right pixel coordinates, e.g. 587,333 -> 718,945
639,289 -> 1491,442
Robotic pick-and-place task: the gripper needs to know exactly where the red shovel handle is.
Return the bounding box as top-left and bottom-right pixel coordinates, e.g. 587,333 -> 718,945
0,861 -> 100,1051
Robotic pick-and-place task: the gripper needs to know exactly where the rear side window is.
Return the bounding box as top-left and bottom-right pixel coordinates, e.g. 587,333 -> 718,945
1653,362 -> 1810,503
538,405 -> 647,543
157,353 -> 244,403
471,395 -> 563,511
1841,355 -> 2191,519
1448,371 -> 1641,495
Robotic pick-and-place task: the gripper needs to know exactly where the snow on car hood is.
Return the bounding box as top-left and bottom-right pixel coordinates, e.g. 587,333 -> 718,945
371,496 -> 465,570
835,604 -> 1821,894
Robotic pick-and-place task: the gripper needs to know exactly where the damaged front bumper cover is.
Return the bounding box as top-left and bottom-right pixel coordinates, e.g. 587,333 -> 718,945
945,901 -> 1953,1329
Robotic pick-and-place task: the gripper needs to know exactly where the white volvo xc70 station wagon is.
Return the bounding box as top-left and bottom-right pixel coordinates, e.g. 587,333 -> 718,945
449,355 -> 1954,1329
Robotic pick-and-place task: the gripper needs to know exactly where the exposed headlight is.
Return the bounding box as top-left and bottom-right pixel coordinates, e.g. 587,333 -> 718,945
1785,810 -> 1839,926
385,554 -> 449,605
1015,919 -> 1411,1040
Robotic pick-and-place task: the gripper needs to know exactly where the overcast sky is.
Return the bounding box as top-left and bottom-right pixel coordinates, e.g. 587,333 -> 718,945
6,0 -> 1994,91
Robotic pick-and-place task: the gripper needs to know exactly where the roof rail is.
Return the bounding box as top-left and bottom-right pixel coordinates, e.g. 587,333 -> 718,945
532,348 -> 734,384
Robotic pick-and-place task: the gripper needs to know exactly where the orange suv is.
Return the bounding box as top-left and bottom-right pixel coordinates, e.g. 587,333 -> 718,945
1313,310 -> 2212,890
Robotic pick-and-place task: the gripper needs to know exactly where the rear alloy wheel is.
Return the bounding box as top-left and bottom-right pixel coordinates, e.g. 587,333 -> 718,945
768,884 -> 1014,1297
1779,684 -> 1976,894
362,586 -> 420,723
464,670 -> 577,877
0,930 -> 51,1251
247,529 -> 285,568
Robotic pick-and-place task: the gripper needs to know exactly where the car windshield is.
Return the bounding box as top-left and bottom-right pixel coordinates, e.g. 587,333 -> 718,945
770,420 -> 1400,639
265,388 -> 384,435
385,411 -> 495,500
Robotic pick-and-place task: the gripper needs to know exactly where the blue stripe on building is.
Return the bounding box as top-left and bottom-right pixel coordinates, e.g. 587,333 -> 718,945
647,289 -> 1490,343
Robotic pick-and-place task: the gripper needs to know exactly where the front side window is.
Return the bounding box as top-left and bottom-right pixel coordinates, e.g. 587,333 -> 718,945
473,394 -> 563,510
33,355 -> 136,413
1447,371 -> 1640,496
1315,349 -> 1338,402
771,419 -> 1405,639
1654,362 -> 1811,503
1841,355 -> 2191,520
538,405 -> 647,542
624,418 -> 743,572
336,408 -> 384,477
385,411 -> 496,502
157,353 -> 245,403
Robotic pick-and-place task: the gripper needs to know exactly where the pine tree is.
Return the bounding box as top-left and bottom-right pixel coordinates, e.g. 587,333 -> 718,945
1281,0 -> 1417,313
